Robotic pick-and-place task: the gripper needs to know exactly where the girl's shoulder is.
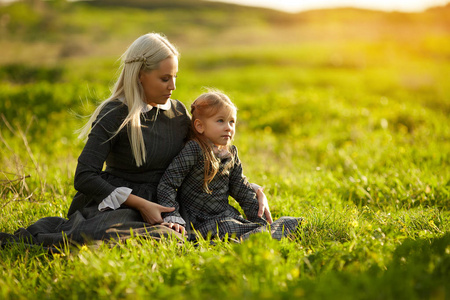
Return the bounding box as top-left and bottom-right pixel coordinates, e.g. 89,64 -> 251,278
230,144 -> 239,156
184,141 -> 238,155
184,139 -> 202,153
174,140 -> 203,164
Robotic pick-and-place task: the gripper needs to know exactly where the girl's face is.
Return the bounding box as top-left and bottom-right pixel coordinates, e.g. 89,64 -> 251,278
195,106 -> 236,146
139,56 -> 178,106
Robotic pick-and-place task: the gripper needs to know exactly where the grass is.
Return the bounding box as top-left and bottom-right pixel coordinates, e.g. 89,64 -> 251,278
0,1 -> 449,299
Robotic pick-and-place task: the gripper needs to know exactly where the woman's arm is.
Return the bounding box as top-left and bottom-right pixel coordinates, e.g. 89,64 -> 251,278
98,187 -> 132,211
123,194 -> 175,224
74,102 -> 124,203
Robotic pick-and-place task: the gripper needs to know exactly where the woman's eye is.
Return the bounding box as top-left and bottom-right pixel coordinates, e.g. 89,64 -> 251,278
162,75 -> 177,82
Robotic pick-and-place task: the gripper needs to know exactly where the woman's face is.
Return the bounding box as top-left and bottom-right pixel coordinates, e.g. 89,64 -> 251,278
139,56 -> 178,106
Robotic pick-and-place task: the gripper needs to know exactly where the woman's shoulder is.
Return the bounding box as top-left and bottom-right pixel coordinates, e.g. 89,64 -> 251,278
170,98 -> 186,108
94,99 -> 127,127
169,99 -> 190,117
99,99 -> 127,117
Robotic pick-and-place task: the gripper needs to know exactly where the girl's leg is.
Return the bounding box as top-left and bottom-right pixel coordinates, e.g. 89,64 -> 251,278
194,217 -> 260,240
240,216 -> 302,241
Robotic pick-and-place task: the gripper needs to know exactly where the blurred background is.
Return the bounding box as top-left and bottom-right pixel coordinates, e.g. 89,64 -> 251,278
0,0 -> 449,226
1,3 -> 449,297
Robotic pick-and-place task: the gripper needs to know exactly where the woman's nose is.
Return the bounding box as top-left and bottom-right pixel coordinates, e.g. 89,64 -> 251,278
168,78 -> 176,90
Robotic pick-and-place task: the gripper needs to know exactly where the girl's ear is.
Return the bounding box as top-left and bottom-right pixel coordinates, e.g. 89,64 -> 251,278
194,119 -> 204,134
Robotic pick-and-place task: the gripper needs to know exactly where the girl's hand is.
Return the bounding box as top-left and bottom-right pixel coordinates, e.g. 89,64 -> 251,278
162,222 -> 186,235
255,187 -> 273,224
124,194 -> 175,225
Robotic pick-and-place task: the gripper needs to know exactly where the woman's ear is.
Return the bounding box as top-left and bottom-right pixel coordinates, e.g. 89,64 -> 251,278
194,119 -> 204,134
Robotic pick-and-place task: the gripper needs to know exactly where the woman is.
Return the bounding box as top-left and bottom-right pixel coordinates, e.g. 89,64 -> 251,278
0,33 -> 271,247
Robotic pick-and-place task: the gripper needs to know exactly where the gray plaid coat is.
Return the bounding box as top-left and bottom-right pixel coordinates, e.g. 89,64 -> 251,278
157,140 -> 301,240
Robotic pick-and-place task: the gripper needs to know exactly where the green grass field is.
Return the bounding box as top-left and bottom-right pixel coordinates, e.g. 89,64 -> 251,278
0,1 -> 449,299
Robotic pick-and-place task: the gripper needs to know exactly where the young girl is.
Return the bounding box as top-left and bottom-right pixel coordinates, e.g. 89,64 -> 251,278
157,91 -> 301,240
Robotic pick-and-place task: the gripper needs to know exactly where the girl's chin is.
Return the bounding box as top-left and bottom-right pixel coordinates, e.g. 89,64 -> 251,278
215,142 -> 230,147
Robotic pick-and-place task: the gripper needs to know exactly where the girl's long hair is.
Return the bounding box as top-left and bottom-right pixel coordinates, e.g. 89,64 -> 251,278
78,33 -> 179,167
190,90 -> 236,193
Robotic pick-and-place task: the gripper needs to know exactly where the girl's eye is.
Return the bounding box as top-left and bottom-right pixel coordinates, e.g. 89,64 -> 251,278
217,119 -> 224,123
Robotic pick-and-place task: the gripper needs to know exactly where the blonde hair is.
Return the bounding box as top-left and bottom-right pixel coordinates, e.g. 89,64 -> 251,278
190,90 -> 237,193
79,33 -> 179,166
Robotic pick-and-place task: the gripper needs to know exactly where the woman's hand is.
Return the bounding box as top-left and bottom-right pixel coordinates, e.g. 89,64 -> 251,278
162,222 -> 186,235
139,201 -> 176,225
254,186 -> 273,224
124,194 -> 175,225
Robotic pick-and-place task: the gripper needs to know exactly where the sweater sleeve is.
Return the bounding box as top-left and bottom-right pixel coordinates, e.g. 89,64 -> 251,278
228,146 -> 267,224
157,140 -> 201,225
73,102 -> 125,205
98,187 -> 132,211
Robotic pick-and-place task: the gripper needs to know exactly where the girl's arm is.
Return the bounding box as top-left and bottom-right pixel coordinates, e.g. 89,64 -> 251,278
157,140 -> 200,225
228,147 -> 268,224
251,184 -> 273,224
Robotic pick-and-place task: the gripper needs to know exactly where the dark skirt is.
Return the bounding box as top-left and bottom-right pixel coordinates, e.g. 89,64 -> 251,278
0,206 -> 184,251
0,173 -> 183,250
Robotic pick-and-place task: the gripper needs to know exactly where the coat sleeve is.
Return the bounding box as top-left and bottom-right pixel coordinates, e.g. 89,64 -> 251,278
157,140 -> 201,225
73,102 -> 124,205
228,146 -> 267,224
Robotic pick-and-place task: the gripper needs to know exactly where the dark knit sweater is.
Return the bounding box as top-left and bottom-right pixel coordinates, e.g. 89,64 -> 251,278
68,99 -> 190,216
